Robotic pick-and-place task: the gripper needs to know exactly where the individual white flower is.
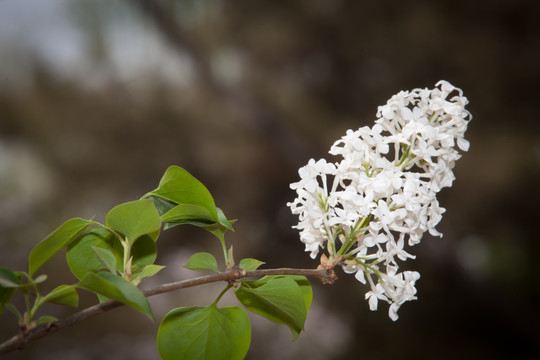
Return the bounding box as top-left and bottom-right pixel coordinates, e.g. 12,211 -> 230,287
386,233 -> 415,263
291,158 -> 336,193
288,80 -> 471,320
365,283 -> 387,311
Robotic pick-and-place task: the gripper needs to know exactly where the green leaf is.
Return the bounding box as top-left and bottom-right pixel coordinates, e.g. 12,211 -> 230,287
33,274 -> 48,285
36,315 -> 58,325
287,276 -> 313,312
92,246 -> 117,274
146,166 -> 235,241
161,204 -> 217,227
130,235 -> 159,272
0,269 -> 20,315
145,166 -> 219,220
238,258 -> 265,271
4,303 -> 22,319
106,199 -> 161,245
245,276 -> 312,313
28,218 -> 92,276
227,246 -> 235,269
0,272 -> 55,298
39,285 -> 79,308
235,276 -> 309,339
133,264 -> 165,281
157,306 -> 251,360
67,229 -> 157,280
0,271 -> 37,294
215,207 -> 234,231
185,252 -> 219,273
150,196 -> 177,216
156,203 -> 234,255
190,208 -> 235,241
67,229 -> 120,280
0,268 -> 20,288
78,272 -> 153,320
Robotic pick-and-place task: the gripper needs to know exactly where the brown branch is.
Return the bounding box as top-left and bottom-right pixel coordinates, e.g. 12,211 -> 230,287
0,267 -> 335,357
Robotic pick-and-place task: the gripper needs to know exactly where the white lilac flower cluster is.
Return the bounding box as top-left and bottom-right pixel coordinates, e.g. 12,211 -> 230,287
287,81 -> 471,320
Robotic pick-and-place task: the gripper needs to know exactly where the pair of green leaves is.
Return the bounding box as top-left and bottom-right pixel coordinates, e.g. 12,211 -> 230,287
157,274 -> 312,360
184,252 -> 311,338
144,166 -> 233,234
0,270 -> 152,323
145,166 -> 236,268
28,197 -> 162,278
24,199 -> 162,321
0,269 -> 24,316
184,252 -> 265,274
0,268 -> 78,325
68,199 -> 162,320
66,228 -> 160,282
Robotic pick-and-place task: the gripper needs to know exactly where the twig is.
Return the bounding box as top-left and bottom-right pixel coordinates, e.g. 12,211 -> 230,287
0,267 -> 335,357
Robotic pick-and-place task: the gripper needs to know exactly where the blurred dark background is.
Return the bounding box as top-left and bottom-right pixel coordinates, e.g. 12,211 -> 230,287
1,0 -> 539,359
